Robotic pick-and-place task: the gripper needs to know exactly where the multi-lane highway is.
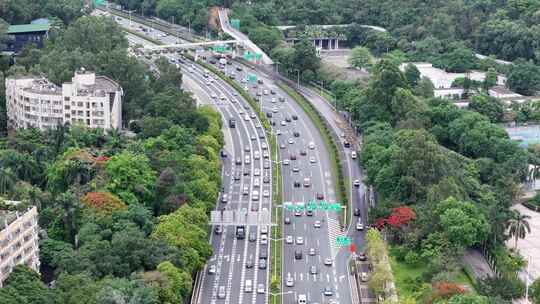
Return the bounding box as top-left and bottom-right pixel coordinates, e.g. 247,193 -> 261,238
108,10 -> 366,304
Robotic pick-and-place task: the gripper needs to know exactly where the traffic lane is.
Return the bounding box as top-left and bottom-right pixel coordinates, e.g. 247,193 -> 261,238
184,67 -> 263,304
201,66 -> 272,304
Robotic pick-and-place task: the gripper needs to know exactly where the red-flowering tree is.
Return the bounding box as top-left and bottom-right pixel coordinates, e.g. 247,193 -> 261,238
81,191 -> 127,215
387,206 -> 416,229
373,218 -> 386,230
432,282 -> 465,301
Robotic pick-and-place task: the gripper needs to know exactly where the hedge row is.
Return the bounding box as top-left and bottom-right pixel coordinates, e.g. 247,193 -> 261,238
277,83 -> 350,226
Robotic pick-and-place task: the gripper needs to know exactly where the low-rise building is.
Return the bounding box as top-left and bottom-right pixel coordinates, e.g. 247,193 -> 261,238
0,201 -> 40,287
4,22 -> 50,53
5,69 -> 123,131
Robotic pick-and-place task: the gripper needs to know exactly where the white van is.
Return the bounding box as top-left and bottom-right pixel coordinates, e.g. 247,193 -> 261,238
245,279 -> 253,293
351,151 -> 357,159
298,294 -> 307,304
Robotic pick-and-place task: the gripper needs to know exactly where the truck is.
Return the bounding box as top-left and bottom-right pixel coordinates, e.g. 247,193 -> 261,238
229,118 -> 236,128
236,225 -> 246,239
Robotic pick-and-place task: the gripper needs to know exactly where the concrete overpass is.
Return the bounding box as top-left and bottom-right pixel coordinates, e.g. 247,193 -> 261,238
217,8 -> 273,65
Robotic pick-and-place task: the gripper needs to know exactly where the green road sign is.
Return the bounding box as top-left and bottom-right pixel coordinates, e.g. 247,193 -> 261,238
231,19 -> 240,30
213,45 -> 227,53
248,74 -> 257,84
336,236 -> 352,247
93,0 -> 104,5
244,51 -> 254,61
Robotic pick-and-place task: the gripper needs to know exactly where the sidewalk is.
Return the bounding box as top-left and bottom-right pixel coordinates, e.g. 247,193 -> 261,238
462,248 -> 495,280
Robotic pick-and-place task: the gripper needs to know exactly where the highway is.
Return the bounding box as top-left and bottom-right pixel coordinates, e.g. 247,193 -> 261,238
225,64 -> 355,304
110,10 -> 364,304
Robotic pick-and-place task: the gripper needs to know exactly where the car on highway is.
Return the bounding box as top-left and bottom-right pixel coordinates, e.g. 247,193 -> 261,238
256,91 -> 262,96
207,264 -> 216,274
251,204 -> 259,212
293,131 -> 300,137
324,287 -> 333,296
259,258 -> 267,269
308,141 -> 316,149
254,178 -> 260,188
290,154 -> 297,160
295,250 -> 303,260
263,175 -> 270,183
263,189 -> 270,197
252,191 -> 260,201
244,114 -> 250,121
232,91 -> 238,96
314,220 -> 322,228
356,221 -> 364,230
310,266 -> 318,274
292,115 -> 298,120
249,231 -> 257,242
262,142 -> 268,150
244,168 -> 250,176
300,149 -> 307,156
250,134 -> 256,141
272,107 -> 278,113
220,93 -> 226,100
309,156 -> 316,163
354,179 -> 360,187
266,112 -> 273,118
361,272 -> 368,282
292,166 -> 300,172
354,208 -> 361,216
286,276 -> 294,287
284,217 -> 291,224
245,145 -> 251,152
288,138 -> 294,144
254,168 -> 260,176
344,140 -> 351,148
271,97 -> 276,103
285,116 -> 292,122
281,121 -> 287,126
278,96 -> 285,102
306,209 -> 313,216
218,286 -> 226,299
286,235 -> 293,244
294,181 -> 301,187
316,193 -> 324,200
243,186 -> 249,195
250,112 -> 256,119
351,151 -> 357,159
276,129 -> 282,136
298,294 -> 307,304
245,156 -> 251,164
214,225 -> 223,235
294,209 -> 302,216
309,248 -> 316,256
211,93 -> 217,99
260,234 -> 268,245
296,236 -> 304,245
358,252 -> 367,261
324,258 -> 333,266
303,178 -> 311,187
245,280 -> 253,293
234,172 -> 241,181
246,255 -> 254,268
257,284 -> 265,294
283,159 -> 290,166
254,151 -> 260,159
264,161 -> 270,169
280,143 -> 286,149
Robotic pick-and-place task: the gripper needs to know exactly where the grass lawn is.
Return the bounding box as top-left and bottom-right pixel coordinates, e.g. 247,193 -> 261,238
390,250 -> 476,299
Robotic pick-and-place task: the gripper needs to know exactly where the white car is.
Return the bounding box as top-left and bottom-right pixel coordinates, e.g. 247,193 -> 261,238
263,151 -> 270,158
309,157 -> 316,163
356,221 -> 364,231
263,89 -> 269,95
254,151 -> 260,159
208,264 -> 216,274
260,234 -> 268,245
283,159 -> 290,166
211,93 -> 217,99
354,179 -> 360,187
257,284 -> 265,294
296,236 -> 304,245
232,91 -> 238,96
324,258 -> 333,266
314,221 -> 321,228
288,138 -> 294,144
263,189 -> 270,197
271,98 -> 276,103
281,121 -> 286,126
308,141 -> 315,149
286,276 -> 294,287
244,114 -> 250,121
276,129 -> 282,136
261,143 -> 268,150
286,235 -> 293,244
254,168 -> 260,176
272,107 -> 278,113
220,94 -> 226,100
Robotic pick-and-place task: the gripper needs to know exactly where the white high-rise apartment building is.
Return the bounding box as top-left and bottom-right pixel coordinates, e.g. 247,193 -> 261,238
0,202 -> 40,287
5,68 -> 123,131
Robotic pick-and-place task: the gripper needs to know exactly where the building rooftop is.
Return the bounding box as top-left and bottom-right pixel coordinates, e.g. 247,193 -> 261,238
20,77 -> 62,95
7,23 -> 50,34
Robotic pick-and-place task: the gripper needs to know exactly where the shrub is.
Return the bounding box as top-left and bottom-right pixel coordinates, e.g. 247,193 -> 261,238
404,251 -> 420,265
478,276 -> 525,300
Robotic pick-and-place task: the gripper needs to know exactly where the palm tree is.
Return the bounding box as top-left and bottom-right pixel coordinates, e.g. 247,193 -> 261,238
507,210 -> 532,251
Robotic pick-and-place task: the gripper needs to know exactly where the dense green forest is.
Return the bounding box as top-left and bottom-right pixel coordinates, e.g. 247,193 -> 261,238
0,5 -> 223,303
